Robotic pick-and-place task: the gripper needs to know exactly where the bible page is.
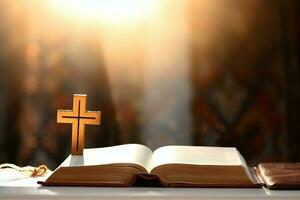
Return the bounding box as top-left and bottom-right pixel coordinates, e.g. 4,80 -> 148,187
150,145 -> 244,171
60,144 -> 153,172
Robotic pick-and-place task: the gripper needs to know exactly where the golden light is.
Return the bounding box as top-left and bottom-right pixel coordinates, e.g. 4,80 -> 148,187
51,0 -> 158,24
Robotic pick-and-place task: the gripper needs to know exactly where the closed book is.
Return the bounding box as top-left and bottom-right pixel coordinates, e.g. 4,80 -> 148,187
256,163 -> 300,190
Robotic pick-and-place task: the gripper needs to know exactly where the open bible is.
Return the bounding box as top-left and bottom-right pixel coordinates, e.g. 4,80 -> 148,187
39,144 -> 260,187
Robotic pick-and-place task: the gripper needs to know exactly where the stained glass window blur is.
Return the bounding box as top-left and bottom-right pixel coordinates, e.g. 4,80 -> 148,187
0,0 -> 299,169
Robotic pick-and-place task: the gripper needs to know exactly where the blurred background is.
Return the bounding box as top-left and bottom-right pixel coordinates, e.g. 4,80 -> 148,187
0,0 -> 299,169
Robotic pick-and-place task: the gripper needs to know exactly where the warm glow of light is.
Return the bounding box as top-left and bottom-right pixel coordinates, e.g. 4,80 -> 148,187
51,0 -> 158,24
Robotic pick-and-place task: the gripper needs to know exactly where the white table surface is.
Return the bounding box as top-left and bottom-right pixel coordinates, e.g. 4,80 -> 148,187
1,169 -> 300,200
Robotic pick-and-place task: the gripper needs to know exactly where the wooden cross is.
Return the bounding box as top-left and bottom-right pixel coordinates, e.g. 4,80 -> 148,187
57,94 -> 101,155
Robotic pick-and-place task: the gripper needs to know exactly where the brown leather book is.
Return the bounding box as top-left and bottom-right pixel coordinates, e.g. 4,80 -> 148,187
256,163 -> 300,190
38,144 -> 260,187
